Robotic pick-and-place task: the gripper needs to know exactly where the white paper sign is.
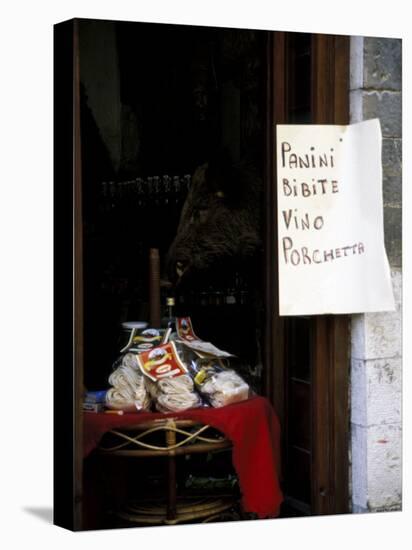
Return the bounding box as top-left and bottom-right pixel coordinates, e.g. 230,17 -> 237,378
277,119 -> 395,316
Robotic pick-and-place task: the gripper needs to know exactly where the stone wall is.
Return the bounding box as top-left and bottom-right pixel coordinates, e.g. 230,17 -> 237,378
349,36 -> 402,512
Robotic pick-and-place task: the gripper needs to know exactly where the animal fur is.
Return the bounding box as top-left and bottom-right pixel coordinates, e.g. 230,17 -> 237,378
167,154 -> 262,283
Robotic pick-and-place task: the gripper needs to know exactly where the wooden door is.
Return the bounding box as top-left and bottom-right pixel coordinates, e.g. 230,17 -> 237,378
263,32 -> 350,516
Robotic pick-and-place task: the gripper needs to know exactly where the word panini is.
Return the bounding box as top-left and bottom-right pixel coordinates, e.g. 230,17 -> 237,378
281,141 -> 336,169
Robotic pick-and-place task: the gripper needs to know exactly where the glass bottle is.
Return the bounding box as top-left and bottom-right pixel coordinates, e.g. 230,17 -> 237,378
161,296 -> 176,330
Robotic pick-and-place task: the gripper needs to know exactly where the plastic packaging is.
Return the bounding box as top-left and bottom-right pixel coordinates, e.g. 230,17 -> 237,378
105,352 -> 151,412
136,342 -> 204,412
188,355 -> 251,408
145,374 -> 203,413
107,318 -> 254,413
119,321 -> 148,352
120,325 -> 170,354
175,316 -> 234,358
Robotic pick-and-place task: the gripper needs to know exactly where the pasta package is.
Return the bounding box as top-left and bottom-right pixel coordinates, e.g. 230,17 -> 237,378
105,352 -> 151,412
189,356 -> 251,408
121,326 -> 170,354
175,317 -> 234,358
137,342 -> 203,413
136,341 -> 188,381
145,374 -> 203,413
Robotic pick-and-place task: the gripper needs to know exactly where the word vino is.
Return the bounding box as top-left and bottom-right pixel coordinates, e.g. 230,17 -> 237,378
282,209 -> 324,231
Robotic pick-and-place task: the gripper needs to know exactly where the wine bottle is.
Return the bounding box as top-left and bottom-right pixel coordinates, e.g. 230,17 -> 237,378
161,296 -> 176,330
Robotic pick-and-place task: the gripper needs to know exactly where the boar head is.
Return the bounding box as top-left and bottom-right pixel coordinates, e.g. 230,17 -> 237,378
166,155 -> 262,285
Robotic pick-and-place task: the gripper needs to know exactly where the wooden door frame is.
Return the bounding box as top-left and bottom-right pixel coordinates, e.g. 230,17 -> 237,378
73,18 -> 85,529
54,18 -> 84,531
263,31 -> 350,515
311,34 -> 350,515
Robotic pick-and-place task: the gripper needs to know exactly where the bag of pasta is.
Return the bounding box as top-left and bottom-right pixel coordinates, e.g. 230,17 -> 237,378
137,342 -> 203,413
188,355 -> 251,408
120,325 -> 170,354
105,352 -> 152,412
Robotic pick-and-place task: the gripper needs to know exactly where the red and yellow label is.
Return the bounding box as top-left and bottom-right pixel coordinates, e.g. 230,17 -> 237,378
176,317 -> 198,341
136,341 -> 188,382
175,317 -> 234,358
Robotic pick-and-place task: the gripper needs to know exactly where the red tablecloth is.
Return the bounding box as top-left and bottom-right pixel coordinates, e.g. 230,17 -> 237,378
83,396 -> 283,518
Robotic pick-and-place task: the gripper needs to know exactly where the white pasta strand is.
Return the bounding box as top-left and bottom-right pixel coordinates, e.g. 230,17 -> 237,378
200,369 -> 250,408
106,353 -> 151,412
145,374 -> 202,412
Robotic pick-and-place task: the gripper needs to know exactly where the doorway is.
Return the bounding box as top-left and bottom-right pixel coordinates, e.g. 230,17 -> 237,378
65,20 -> 351,528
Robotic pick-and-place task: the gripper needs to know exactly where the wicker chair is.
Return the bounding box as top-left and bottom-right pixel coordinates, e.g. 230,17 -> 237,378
97,417 -> 240,525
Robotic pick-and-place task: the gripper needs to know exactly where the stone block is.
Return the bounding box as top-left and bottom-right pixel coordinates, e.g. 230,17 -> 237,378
366,423 -> 402,510
352,503 -> 369,513
362,91 -> 402,137
382,138 -> 402,176
351,314 -> 365,360
364,273 -> 401,359
351,359 -> 367,426
351,357 -> 401,427
349,89 -> 363,123
351,423 -> 368,509
366,357 -> 402,425
382,137 -> 402,206
363,37 -> 402,91
383,174 -> 402,207
384,205 -> 402,267
351,270 -> 402,360
350,36 -> 364,90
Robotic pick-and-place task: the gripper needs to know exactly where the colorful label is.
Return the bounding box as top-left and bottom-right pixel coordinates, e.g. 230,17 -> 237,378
122,327 -> 166,353
136,341 -> 188,382
194,368 -> 207,385
176,317 -> 198,341
83,402 -> 105,413
83,390 -> 107,404
176,317 -> 234,358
